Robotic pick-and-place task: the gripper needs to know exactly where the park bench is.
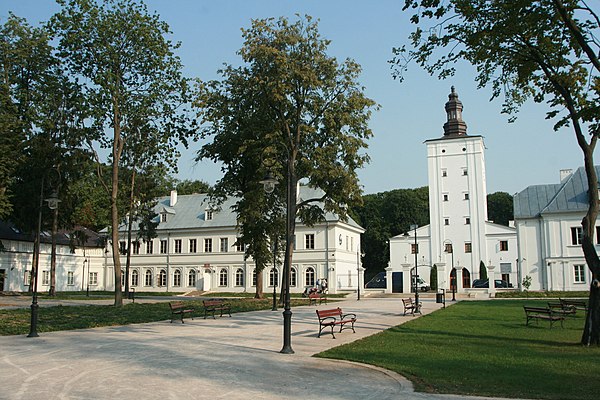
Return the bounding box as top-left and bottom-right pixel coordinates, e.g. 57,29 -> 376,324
547,301 -> 576,317
308,292 -> 327,305
203,299 -> 232,319
316,308 -> 357,338
169,301 -> 195,323
402,297 -> 422,316
559,298 -> 588,313
523,306 -> 565,328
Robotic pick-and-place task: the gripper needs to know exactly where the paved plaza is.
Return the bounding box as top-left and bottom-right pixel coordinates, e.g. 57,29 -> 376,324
0,296 -> 521,400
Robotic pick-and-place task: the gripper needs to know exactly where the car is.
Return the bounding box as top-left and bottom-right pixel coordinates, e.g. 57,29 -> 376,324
365,272 -> 386,289
471,279 -> 513,288
412,277 -> 430,292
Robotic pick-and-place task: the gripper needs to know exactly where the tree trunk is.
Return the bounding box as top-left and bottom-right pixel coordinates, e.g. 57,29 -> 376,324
125,170 -> 137,297
255,269 -> 264,299
111,101 -> 123,307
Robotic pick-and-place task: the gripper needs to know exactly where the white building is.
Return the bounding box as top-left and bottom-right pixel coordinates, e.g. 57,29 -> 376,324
104,186 -> 365,294
0,187 -> 364,295
0,223 -> 106,292
388,88 -> 518,295
513,167 -> 596,291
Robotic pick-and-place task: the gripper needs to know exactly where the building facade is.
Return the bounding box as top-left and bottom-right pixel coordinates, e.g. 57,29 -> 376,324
388,88 -> 518,295
513,167 -> 597,291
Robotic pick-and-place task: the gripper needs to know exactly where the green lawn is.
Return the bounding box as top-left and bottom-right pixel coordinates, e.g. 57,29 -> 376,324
317,300 -> 599,400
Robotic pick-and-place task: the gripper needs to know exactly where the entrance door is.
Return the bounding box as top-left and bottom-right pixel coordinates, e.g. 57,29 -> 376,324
392,272 -> 403,293
450,268 -> 457,291
0,269 -> 5,292
462,268 -> 471,288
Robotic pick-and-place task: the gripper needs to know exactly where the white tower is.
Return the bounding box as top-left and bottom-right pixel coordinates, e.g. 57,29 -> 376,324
426,87 -> 489,284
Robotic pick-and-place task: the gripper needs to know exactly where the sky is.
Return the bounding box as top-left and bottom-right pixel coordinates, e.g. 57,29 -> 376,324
1,0 -> 585,196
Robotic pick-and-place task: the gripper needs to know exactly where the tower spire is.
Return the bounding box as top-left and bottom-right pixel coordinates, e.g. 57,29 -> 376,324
443,86 -> 468,136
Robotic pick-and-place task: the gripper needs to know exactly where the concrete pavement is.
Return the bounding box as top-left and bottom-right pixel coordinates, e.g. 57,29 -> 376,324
0,296 -> 520,400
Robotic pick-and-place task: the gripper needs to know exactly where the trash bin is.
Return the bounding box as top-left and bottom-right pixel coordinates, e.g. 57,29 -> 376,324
436,293 -> 444,303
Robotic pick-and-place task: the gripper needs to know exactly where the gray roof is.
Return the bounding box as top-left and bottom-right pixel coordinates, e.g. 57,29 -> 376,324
514,166 -> 599,218
127,186 -> 363,232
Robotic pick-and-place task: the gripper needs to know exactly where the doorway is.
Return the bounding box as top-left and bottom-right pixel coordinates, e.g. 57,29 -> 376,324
0,269 -> 5,292
462,268 -> 471,288
392,272 -> 403,293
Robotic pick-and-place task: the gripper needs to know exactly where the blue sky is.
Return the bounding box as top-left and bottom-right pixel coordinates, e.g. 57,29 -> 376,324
2,0 -> 584,195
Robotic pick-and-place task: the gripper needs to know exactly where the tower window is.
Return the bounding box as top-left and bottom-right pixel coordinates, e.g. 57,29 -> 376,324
465,242 -> 472,253
443,194 -> 448,202
465,217 -> 471,225
442,169 -> 447,177
464,193 -> 469,200
444,218 -> 450,226
463,169 -> 468,176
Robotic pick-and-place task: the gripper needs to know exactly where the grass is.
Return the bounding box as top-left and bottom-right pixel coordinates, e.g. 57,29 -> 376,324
0,297 -> 315,336
317,300 -> 600,400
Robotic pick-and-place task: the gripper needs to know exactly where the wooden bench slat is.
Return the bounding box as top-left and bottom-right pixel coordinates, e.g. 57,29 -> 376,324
316,307 -> 357,339
402,298 -> 421,316
203,299 -> 232,319
169,301 -> 195,323
524,306 -> 564,328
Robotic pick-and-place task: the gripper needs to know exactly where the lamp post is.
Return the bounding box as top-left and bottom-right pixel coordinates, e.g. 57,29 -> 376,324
356,248 -> 361,301
410,224 -> 419,307
261,171 -> 294,353
271,240 -> 278,311
444,239 -> 456,301
28,183 -> 60,338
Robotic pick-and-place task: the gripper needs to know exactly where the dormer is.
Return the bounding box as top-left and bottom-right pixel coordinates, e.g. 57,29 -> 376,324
205,206 -> 215,221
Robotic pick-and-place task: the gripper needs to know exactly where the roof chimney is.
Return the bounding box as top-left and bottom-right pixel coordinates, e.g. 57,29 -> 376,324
170,190 -> 178,206
560,169 -> 573,182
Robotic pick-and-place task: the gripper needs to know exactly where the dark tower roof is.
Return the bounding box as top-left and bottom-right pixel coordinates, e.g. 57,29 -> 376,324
443,86 -> 468,137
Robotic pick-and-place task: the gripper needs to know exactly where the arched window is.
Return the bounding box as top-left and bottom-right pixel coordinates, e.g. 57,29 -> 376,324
252,269 -> 257,287
173,269 -> 181,287
219,268 -> 228,287
462,268 -> 471,288
235,268 -> 244,286
305,266 -> 315,286
159,269 -> 167,287
269,268 -> 279,287
121,270 -> 125,287
188,269 -> 197,287
131,270 -> 139,287
145,269 -> 153,286
290,267 -> 297,287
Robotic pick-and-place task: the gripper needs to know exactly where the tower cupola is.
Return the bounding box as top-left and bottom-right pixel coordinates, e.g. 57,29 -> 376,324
443,86 -> 468,136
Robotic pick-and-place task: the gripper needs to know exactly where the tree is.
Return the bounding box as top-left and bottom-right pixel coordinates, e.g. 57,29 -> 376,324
174,179 -> 211,195
487,192 -> 514,226
430,264 -> 438,291
197,15 -> 377,300
394,0 -> 600,345
50,0 -> 197,305
479,260 -> 488,281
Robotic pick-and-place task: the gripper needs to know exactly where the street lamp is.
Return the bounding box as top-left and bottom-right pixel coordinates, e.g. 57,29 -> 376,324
271,240 -> 278,311
410,224 -> 419,308
356,247 -> 361,301
444,239 -> 456,301
28,184 -> 60,338
261,172 -> 294,354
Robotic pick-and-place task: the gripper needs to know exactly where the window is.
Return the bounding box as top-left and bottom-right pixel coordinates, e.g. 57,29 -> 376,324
119,241 -> 127,255
443,194 -> 448,202
411,243 -> 419,254
269,268 -> 279,287
350,237 -> 354,252
305,234 -> 315,250
444,218 -> 450,226
132,241 -> 140,254
235,268 -> 244,286
290,267 -> 297,287
174,239 -> 182,254
204,238 -> 213,253
597,226 -> 600,244
205,210 -> 213,221
574,264 -> 586,283
235,240 -> 244,252
42,270 -> 50,285
442,169 -> 447,177
146,240 -> 153,254
24,270 -> 31,286
465,217 -> 471,225
188,269 -> 197,287
305,267 -> 315,286
173,269 -> 181,287
219,268 -> 228,286
189,239 -> 197,253
464,193 -> 469,200
89,272 -> 98,285
499,240 -> 509,251
252,269 -> 257,287
445,243 -> 453,253
121,271 -> 125,287
131,270 -> 139,287
346,235 -> 349,250
220,238 -> 228,252
159,269 -> 167,287
67,271 -> 74,286
465,242 -> 472,253
145,270 -> 152,286
571,227 -> 583,245
160,240 -> 168,254
463,169 -> 468,176
161,213 -> 167,223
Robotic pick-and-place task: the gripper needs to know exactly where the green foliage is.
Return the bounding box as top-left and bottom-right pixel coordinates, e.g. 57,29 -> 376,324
174,179 -> 211,195
318,300 -> 599,400
487,191 -> 513,226
522,275 -> 532,292
352,187 -> 429,280
479,260 -> 488,281
430,264 -> 438,291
